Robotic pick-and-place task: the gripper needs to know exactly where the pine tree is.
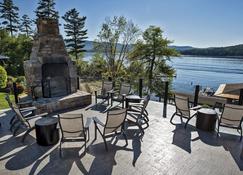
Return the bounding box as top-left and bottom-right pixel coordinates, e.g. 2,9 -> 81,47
62,8 -> 88,60
0,0 -> 19,36
19,15 -> 34,36
35,0 -> 59,19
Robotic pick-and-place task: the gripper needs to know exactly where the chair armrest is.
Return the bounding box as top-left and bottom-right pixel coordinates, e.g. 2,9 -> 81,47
25,113 -> 48,120
84,117 -> 92,129
93,117 -> 105,127
107,89 -> 117,94
190,105 -> 202,110
20,106 -> 36,112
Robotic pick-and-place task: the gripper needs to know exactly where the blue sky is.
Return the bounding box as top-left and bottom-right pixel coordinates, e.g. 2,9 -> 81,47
10,0 -> 243,48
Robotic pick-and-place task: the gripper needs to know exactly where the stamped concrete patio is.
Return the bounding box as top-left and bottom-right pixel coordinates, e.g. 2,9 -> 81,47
0,98 -> 243,175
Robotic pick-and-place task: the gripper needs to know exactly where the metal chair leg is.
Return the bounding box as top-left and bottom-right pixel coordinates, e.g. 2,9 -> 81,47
13,123 -> 22,136
10,115 -> 16,125
170,113 -> 176,125
10,120 -> 20,132
103,137 -> 108,151
240,128 -> 242,141
22,126 -> 35,143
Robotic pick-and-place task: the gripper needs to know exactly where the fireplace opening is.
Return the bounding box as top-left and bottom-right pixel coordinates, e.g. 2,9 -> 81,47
42,63 -> 71,98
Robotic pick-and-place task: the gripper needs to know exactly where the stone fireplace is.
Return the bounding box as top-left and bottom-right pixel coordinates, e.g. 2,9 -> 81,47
24,18 -> 77,98
23,19 -> 91,114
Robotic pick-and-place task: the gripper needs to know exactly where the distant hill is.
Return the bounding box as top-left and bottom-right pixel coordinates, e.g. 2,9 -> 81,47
169,45 -> 194,51
180,44 -> 243,57
84,40 -> 194,52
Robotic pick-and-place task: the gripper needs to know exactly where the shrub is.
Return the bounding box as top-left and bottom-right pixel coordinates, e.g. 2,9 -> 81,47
0,66 -> 7,88
16,76 -> 26,86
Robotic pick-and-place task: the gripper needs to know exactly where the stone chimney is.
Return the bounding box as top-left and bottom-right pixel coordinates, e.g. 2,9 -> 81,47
24,18 -> 77,98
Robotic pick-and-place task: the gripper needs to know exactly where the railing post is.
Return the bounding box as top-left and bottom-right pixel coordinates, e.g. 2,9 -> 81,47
139,78 -> 143,98
77,77 -> 80,90
163,81 -> 169,118
194,85 -> 200,107
13,82 -> 18,103
239,89 -> 243,105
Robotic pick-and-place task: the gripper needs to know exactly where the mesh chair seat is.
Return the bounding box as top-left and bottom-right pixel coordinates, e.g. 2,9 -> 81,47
93,108 -> 128,151
58,113 -> 91,157
170,94 -> 199,129
111,83 -> 131,108
218,104 -> 243,140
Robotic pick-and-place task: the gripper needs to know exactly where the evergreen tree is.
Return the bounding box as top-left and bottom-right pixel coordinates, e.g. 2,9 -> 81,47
130,26 -> 179,93
35,0 -> 59,19
19,15 -> 34,36
0,0 -> 19,36
62,8 -> 88,60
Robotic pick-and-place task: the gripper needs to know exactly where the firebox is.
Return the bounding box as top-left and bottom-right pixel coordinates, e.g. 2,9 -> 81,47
42,63 -> 71,97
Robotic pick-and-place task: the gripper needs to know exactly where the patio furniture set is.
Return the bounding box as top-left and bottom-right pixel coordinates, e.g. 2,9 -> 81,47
4,80 -> 151,157
170,94 -> 243,140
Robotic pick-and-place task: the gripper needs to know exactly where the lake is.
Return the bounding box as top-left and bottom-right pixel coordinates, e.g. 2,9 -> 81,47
169,56 -> 243,93
84,53 -> 243,93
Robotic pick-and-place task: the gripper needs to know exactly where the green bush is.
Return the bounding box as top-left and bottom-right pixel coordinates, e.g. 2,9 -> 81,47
16,76 -> 26,86
0,66 -> 7,88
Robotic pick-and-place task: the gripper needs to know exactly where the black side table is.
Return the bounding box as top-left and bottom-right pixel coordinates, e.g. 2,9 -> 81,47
125,95 -> 142,108
35,116 -> 59,146
196,108 -> 217,132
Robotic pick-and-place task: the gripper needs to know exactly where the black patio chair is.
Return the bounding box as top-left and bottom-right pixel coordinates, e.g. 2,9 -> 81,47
217,104 -> 243,141
5,94 -> 36,126
110,83 -> 131,108
58,113 -> 92,157
170,94 -> 201,129
93,108 -> 128,151
94,80 -> 113,105
11,106 -> 47,142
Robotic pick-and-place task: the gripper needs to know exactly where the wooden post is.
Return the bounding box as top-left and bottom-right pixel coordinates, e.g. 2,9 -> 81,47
13,82 -> 18,103
163,81 -> 169,118
139,78 -> 143,98
239,89 -> 243,105
194,85 -> 200,107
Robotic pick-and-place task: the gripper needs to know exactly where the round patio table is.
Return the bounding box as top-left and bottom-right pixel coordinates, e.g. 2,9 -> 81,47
196,108 -> 217,132
35,116 -> 59,146
125,95 -> 142,108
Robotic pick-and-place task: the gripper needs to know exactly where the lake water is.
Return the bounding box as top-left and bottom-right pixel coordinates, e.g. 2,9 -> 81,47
84,53 -> 243,93
170,56 -> 243,93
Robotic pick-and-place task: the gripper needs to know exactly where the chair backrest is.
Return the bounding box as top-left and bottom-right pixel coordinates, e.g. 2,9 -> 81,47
174,94 -> 190,117
58,113 -> 85,138
12,106 -> 28,126
140,95 -> 150,114
220,104 -> 243,127
102,81 -> 113,95
119,83 -> 131,96
104,108 -> 127,135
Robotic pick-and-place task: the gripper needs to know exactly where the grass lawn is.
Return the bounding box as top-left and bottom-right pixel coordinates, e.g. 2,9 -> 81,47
0,92 -> 14,110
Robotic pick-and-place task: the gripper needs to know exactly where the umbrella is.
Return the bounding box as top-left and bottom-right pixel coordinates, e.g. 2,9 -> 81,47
214,83 -> 243,100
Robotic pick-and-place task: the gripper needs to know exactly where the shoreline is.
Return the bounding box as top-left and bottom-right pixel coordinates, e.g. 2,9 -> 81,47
180,54 -> 243,59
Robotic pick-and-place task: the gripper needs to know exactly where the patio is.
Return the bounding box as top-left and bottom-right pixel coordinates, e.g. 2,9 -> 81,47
0,98 -> 243,175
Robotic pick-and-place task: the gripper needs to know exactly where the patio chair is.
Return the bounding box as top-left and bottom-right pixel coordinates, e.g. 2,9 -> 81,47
93,108 -> 128,151
217,104 -> 243,141
11,106 -> 47,142
128,95 -> 150,126
58,113 -> 92,157
170,94 -> 201,129
94,80 -> 113,105
5,94 -> 36,126
110,83 -> 131,108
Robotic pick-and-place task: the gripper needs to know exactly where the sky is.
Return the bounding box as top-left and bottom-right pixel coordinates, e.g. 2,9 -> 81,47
8,0 -> 243,48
